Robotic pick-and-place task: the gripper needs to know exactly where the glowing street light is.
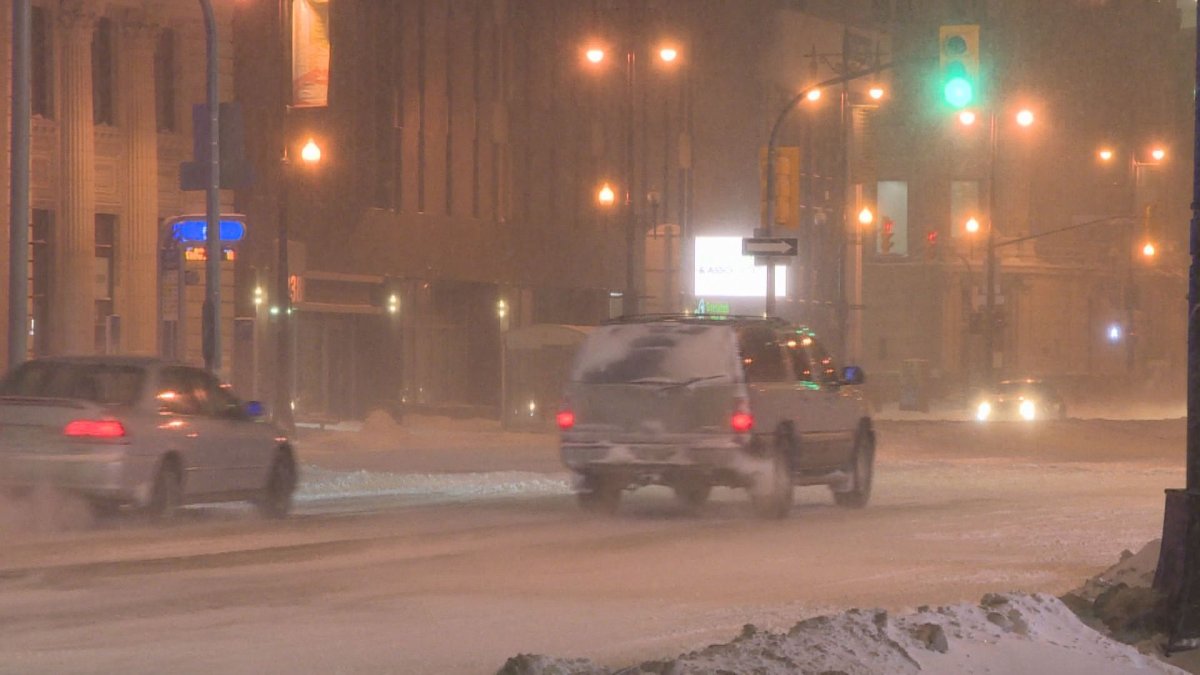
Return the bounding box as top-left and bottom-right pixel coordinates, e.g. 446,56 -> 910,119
597,183 -> 616,207
958,110 -> 977,126
1015,109 -> 1035,127
300,138 -> 322,164
1143,241 -> 1157,258
658,47 -> 678,63
965,217 -> 981,234
586,48 -> 605,64
858,207 -> 874,226
1098,148 -> 1114,162
1151,147 -> 1167,162
868,86 -> 885,101
805,88 -> 821,102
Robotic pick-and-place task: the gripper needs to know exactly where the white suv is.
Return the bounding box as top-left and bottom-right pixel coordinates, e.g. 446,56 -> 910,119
558,316 -> 874,518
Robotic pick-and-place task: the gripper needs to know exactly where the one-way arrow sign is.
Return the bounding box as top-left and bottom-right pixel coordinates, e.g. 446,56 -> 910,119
742,237 -> 798,256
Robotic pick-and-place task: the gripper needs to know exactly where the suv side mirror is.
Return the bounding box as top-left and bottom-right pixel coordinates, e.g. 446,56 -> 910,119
840,365 -> 865,386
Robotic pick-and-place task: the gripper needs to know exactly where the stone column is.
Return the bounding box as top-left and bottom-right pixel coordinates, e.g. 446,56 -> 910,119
53,0 -> 100,355
119,8 -> 160,355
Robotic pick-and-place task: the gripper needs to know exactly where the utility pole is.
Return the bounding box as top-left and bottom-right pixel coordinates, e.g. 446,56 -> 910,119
8,0 -> 31,369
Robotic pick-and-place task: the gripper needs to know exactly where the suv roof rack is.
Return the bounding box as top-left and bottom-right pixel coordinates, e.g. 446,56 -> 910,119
603,313 -> 792,327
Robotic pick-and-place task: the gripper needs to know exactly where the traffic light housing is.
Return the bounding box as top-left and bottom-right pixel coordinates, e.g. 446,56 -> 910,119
939,25 -> 979,109
925,230 -> 939,260
880,218 -> 895,254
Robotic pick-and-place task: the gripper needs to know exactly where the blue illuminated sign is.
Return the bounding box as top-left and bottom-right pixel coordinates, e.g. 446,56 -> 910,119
171,219 -> 246,243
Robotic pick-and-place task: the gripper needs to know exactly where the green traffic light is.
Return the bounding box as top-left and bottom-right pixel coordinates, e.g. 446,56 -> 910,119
943,75 -> 973,108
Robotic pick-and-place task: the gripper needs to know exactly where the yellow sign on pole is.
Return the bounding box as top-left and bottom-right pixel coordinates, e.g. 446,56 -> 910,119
760,146 -> 802,229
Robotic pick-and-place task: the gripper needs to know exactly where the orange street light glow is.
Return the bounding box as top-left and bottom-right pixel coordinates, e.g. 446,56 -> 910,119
806,88 -> 821,102
597,183 -> 616,207
858,207 -> 874,225
965,217 -> 981,234
586,48 -> 605,64
1016,109 -> 1035,127
868,86 -> 885,101
300,139 -> 322,164
1098,148 -> 1114,162
1143,242 -> 1157,257
958,110 -> 977,126
1151,147 -> 1167,162
659,47 -> 678,63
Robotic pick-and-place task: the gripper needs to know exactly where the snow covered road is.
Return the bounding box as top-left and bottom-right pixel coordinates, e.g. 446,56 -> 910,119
0,417 -> 1187,674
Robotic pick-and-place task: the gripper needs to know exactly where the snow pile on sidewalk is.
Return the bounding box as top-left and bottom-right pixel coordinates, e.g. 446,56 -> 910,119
498,592 -> 1182,674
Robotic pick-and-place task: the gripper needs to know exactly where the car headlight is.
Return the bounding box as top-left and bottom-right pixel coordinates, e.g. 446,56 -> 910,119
1019,399 -> 1037,421
976,401 -> 992,421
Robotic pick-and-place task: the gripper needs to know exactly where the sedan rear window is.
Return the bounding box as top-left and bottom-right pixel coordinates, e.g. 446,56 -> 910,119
0,361 -> 145,406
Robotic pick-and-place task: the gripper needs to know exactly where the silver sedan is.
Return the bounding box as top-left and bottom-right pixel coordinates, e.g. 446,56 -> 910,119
0,357 -> 296,518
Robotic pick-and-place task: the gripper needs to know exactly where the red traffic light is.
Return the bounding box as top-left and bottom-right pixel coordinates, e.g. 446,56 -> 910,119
879,217 -> 895,254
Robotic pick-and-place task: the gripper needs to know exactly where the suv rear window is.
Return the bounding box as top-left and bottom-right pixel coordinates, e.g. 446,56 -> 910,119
570,323 -> 741,385
0,361 -> 146,406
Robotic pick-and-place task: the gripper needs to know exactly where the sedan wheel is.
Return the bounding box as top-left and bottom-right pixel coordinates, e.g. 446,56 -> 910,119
146,460 -> 182,519
256,450 -> 297,519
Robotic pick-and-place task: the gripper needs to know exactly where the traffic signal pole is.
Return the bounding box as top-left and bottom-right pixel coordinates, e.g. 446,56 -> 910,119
1159,5 -> 1200,649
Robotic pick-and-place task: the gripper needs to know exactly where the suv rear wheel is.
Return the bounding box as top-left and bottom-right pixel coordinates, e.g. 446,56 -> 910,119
833,425 -> 874,508
748,441 -> 793,519
576,474 -> 621,515
673,481 -> 712,511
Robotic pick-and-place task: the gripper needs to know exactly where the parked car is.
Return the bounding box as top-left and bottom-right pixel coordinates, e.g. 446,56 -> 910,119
0,357 -> 296,518
557,315 -> 874,518
973,378 -> 1068,422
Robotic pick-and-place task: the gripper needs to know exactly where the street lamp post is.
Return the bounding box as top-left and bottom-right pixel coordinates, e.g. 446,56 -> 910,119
274,138 -> 321,433
200,0 -> 221,373
763,60 -> 900,318
984,110 -> 998,385
583,38 -> 682,318
1098,145 -> 1167,375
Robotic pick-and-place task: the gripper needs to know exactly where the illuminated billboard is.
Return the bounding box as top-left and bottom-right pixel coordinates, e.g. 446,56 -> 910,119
694,236 -> 787,298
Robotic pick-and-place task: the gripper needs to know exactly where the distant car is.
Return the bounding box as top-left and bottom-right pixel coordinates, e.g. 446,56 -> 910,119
0,357 -> 296,518
974,379 -> 1067,422
557,315 -> 874,518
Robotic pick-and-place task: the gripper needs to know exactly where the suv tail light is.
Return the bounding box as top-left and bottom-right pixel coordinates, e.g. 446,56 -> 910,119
731,398 -> 754,433
64,419 -> 126,439
556,410 -> 576,431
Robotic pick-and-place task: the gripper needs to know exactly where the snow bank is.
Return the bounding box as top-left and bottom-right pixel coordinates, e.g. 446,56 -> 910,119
297,465 -> 570,504
498,593 -> 1184,674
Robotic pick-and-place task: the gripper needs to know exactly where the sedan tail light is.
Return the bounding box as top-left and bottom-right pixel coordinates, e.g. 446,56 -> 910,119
64,419 -> 126,439
731,398 -> 754,433
556,410 -> 576,431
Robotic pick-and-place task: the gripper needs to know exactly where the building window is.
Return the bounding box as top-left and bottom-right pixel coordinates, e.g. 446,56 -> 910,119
950,180 -> 980,239
877,181 -> 909,255
155,28 -> 176,132
30,210 -> 52,356
94,214 -> 116,353
92,17 -> 116,125
31,5 -> 52,118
